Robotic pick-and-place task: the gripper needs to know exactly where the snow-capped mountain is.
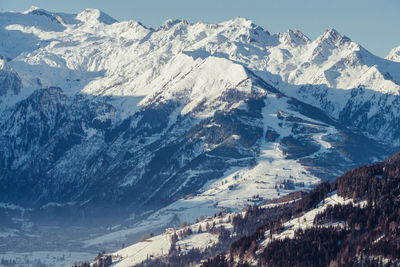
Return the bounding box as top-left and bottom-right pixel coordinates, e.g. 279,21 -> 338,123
0,7 -> 399,260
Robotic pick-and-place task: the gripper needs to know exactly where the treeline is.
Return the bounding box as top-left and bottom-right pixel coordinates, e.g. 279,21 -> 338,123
72,252 -> 112,267
136,196 -> 299,266
135,152 -> 400,266
202,152 -> 400,266
137,180 -> 333,266
336,163 -> 384,201
72,263 -> 91,267
135,248 -> 203,267
260,227 -> 346,266
232,202 -> 295,237
227,181 -> 333,262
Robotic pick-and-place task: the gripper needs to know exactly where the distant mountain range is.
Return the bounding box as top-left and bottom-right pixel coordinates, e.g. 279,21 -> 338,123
0,7 -> 399,260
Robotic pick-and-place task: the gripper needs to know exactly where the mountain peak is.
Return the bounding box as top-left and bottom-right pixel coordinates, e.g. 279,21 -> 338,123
313,28 -> 352,49
76,8 -> 117,25
20,6 -> 64,24
225,17 -> 254,28
288,29 -> 309,39
320,28 -> 341,41
279,29 -> 310,47
22,6 -> 41,14
159,18 -> 188,30
386,46 -> 400,62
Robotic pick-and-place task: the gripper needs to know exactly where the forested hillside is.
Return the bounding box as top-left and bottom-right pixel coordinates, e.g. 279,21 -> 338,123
123,152 -> 400,267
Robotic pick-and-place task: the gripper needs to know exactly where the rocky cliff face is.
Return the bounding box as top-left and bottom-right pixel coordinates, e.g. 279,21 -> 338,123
0,59 -> 22,97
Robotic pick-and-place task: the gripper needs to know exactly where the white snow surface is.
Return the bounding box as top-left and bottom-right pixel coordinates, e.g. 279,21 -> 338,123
110,213 -> 231,267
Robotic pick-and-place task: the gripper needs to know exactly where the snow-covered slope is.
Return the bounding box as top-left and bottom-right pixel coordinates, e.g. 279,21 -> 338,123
0,7 -> 398,260
110,217 -> 227,267
260,191 -> 366,246
107,191 -> 355,267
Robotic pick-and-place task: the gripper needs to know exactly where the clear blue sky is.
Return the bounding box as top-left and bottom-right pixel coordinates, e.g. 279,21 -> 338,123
1,0 -> 399,57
